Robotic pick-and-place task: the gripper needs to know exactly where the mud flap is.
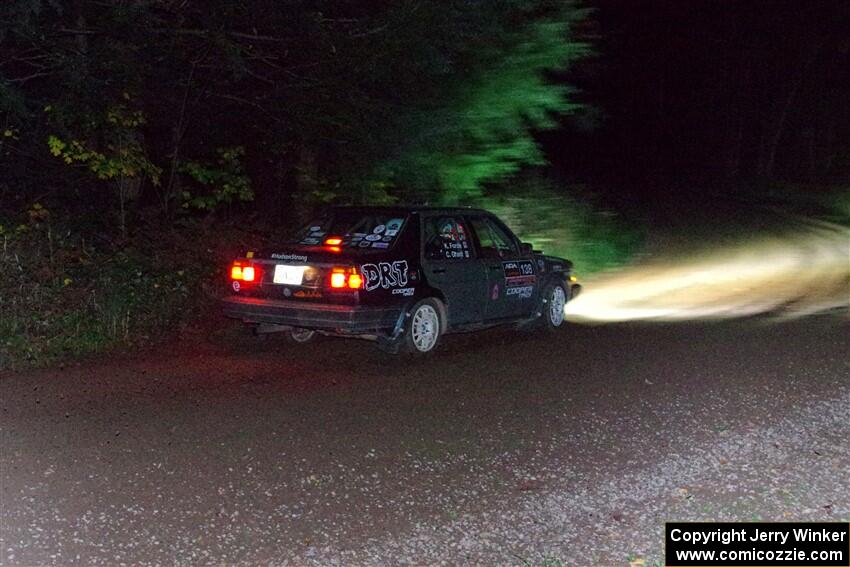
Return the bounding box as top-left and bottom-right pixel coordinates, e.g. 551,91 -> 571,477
375,307 -> 409,354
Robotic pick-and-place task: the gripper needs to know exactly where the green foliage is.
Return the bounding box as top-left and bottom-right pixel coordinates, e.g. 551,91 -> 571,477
357,1 -> 589,203
44,96 -> 162,201
0,0 -> 602,369
480,175 -> 644,276
47,133 -> 161,184
179,147 -> 253,210
2,0 -> 590,211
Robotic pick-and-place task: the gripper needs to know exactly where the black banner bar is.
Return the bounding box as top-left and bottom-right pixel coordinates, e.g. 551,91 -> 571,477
665,522 -> 850,566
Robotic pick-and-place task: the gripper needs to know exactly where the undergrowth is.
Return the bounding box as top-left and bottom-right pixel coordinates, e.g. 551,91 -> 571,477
482,177 -> 645,277
0,206 -> 263,370
1,185 -> 644,369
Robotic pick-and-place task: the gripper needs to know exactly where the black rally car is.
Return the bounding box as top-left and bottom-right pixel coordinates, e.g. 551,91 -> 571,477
222,206 -> 581,354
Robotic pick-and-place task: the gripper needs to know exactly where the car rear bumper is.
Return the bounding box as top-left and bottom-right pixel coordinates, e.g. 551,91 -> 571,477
221,295 -> 402,333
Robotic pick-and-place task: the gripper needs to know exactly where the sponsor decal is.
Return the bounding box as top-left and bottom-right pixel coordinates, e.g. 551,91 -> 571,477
232,280 -> 241,292
271,253 -> 308,262
552,263 -> 565,272
392,287 -> 415,296
502,260 -> 537,288
361,260 -> 409,291
505,285 -> 534,299
359,241 -> 371,247
386,219 -> 403,232
384,229 -> 398,237
382,235 -> 393,242
371,242 -> 390,248
373,224 -> 386,234
491,283 -> 500,300
365,234 -> 382,242
301,237 -> 320,245
283,288 -> 292,297
309,226 -> 321,232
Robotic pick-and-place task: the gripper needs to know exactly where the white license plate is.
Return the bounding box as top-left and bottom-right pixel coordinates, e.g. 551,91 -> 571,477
273,265 -> 306,285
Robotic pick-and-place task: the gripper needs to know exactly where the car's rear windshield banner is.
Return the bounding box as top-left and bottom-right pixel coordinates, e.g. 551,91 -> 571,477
665,522 -> 850,566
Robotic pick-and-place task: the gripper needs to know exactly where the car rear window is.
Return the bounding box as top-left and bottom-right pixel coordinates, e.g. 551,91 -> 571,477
292,211 -> 407,250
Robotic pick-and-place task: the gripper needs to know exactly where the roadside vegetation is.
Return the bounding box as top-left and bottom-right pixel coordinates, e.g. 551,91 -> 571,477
0,183 -> 641,370
738,181 -> 850,227
0,207 -> 262,369
482,176 -> 644,276
0,1 -> 648,369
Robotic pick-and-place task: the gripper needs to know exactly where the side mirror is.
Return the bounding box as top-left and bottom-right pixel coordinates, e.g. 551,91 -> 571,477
520,242 -> 533,255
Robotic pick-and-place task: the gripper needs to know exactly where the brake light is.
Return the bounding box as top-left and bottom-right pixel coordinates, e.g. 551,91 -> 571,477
324,237 -> 342,246
330,272 -> 347,288
231,262 -> 259,283
329,267 -> 362,290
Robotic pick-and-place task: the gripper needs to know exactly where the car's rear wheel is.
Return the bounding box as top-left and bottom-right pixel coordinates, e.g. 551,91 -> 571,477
288,327 -> 316,343
403,299 -> 443,354
542,283 -> 567,330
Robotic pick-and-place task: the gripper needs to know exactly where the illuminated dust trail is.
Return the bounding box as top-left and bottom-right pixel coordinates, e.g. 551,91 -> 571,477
565,217 -> 849,322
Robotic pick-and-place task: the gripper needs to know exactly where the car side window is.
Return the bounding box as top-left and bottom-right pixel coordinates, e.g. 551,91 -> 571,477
469,217 -> 518,258
423,216 -> 472,261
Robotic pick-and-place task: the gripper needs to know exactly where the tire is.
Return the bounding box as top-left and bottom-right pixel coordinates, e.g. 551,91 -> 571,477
288,327 -> 316,344
402,298 -> 444,354
541,283 -> 567,330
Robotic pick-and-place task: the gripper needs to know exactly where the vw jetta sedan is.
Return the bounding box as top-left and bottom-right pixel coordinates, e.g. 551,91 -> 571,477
222,206 -> 580,354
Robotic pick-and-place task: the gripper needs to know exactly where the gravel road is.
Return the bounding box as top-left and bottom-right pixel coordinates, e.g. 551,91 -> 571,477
2,314 -> 848,566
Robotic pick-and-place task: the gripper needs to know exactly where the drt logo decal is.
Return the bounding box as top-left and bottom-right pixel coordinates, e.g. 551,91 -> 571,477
361,261 -> 409,291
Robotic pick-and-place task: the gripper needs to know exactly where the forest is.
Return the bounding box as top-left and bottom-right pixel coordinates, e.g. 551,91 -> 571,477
1,0 -> 848,366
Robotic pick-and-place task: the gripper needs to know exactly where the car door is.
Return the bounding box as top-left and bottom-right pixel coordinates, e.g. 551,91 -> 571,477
420,214 -> 487,326
467,215 -> 539,321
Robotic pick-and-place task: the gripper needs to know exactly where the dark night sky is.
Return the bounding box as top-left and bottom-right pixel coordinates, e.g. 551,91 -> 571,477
543,0 -> 850,211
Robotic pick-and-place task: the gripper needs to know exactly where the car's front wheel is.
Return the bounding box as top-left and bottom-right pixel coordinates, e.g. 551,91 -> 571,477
542,283 -> 567,330
403,298 -> 444,354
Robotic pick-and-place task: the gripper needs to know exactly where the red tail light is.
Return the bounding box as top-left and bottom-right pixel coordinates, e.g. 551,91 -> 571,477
324,237 -> 343,246
329,267 -> 362,290
231,262 -> 259,283
330,271 -> 347,288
